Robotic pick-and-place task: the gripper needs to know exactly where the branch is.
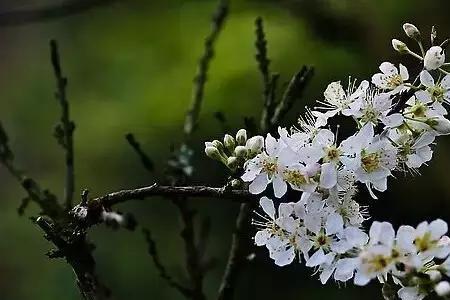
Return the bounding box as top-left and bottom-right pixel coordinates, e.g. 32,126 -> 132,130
51,40 -> 75,209
270,66 -> 314,129
184,0 -> 229,136
0,123 -> 64,218
91,184 -> 252,208
142,229 -> 194,298
217,202 -> 254,300
125,133 -> 154,172
35,217 -> 111,300
0,0 -> 117,27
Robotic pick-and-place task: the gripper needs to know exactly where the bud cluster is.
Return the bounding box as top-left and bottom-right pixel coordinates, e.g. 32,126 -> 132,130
204,129 -> 264,171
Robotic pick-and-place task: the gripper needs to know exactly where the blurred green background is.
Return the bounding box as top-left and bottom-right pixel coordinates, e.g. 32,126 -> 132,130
1,0 -> 450,299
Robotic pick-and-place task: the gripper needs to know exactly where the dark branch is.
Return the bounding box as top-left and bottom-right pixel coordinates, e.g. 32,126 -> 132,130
0,123 -> 64,218
184,0 -> 229,136
125,133 -> 154,172
270,66 -> 314,129
35,217 -> 111,300
142,229 -> 194,298
91,184 -> 252,208
0,0 -> 117,27
217,202 -> 255,300
51,40 -> 75,209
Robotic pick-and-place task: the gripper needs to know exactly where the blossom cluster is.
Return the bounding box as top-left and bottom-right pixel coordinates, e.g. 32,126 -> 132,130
205,23 -> 450,299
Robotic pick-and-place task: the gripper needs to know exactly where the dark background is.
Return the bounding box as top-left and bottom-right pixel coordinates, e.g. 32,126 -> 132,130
0,0 -> 450,299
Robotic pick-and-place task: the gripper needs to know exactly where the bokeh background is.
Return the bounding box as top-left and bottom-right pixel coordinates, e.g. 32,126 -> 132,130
0,0 -> 450,299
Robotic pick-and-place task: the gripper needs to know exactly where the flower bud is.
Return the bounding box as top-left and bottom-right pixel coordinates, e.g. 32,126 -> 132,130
246,135 -> 264,154
424,46 -> 445,70
236,129 -> 247,145
223,134 -> 236,153
231,179 -> 242,188
392,39 -> 409,54
234,145 -> 247,158
427,116 -> 450,135
212,140 -> 225,151
226,156 -> 238,169
435,281 -> 450,297
403,23 -> 420,39
426,270 -> 442,282
205,146 -> 222,161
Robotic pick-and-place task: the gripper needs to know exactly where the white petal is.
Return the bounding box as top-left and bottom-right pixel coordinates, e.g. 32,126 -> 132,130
254,230 -> 271,246
326,213 -> 344,235
259,196 -> 275,219
400,64 -> 409,81
369,221 -> 395,247
306,248 -> 326,267
272,175 -> 287,198
249,174 -> 269,194
420,70 -> 435,88
383,113 -> 404,128
320,162 -> 337,189
354,270 -> 371,286
265,133 -> 278,156
414,132 -> 435,148
429,219 -> 448,240
320,266 -> 336,284
274,247 -> 296,267
380,62 -> 398,75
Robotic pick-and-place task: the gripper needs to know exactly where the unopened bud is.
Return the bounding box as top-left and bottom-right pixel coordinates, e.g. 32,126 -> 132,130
227,156 -> 238,169
212,140 -> 225,151
223,134 -> 236,153
435,281 -> 450,297
426,270 -> 442,282
236,129 -> 247,145
403,23 -> 420,39
392,39 -> 409,54
234,145 -> 247,158
231,179 -> 242,188
205,146 -> 222,160
246,135 -> 264,155
424,46 -> 445,70
427,116 -> 450,135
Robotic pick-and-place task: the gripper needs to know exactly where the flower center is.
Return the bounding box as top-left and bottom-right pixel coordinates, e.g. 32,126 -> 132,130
410,102 -> 428,117
324,146 -> 341,163
428,86 -> 445,103
361,151 -> 380,173
262,159 -> 278,177
283,169 -> 308,187
414,232 -> 436,252
361,107 -> 380,124
366,254 -> 390,273
387,74 -> 403,88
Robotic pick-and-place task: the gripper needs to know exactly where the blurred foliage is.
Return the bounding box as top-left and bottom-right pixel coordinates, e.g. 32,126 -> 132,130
1,0 -> 450,299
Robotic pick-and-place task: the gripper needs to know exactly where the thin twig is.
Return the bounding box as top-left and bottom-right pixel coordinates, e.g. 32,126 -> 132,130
91,184 -> 252,208
125,133 -> 154,172
142,229 -> 194,298
184,0 -> 229,136
0,0 -> 117,27
270,66 -> 314,129
51,40 -> 75,209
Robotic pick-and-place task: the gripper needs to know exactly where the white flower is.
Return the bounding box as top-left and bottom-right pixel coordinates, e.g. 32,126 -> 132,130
415,70 -> 450,115
345,89 -> 403,127
396,219 -> 449,259
353,221 -> 396,286
242,134 -> 293,197
424,46 -> 445,71
317,79 -> 369,117
340,124 -> 397,198
389,131 -> 434,169
372,62 -> 409,94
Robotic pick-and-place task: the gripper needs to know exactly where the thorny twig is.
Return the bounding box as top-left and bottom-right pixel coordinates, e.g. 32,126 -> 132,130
51,40 -> 75,209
